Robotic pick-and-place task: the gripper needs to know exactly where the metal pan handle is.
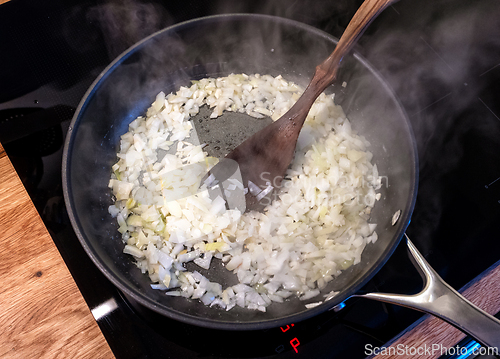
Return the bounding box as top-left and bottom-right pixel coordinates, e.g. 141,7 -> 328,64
356,235 -> 500,348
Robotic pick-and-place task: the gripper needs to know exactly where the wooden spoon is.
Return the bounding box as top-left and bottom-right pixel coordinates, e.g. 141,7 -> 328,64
210,0 -> 397,211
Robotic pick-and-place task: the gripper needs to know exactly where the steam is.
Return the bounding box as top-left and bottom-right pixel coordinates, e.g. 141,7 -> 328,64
87,0 -> 174,60
74,0 -> 499,249
77,0 -> 357,128
359,1 -> 500,246
82,0 -> 364,69
212,0 -> 359,35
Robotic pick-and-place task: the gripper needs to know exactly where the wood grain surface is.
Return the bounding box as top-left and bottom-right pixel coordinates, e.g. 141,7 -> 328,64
0,143 -> 114,359
371,259 -> 500,358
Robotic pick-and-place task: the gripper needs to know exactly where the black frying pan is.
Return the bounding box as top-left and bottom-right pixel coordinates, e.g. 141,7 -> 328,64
63,14 -> 418,330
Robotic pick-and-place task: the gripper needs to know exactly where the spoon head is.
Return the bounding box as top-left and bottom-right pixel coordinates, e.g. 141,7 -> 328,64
207,113 -> 305,212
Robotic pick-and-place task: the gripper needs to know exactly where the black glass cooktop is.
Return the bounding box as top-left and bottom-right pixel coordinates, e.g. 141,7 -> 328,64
1,0 -> 500,358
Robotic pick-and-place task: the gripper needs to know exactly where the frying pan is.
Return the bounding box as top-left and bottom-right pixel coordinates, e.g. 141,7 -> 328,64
62,14 -> 500,347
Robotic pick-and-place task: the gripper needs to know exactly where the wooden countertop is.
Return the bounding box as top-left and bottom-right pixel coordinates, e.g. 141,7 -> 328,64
0,143 -> 113,358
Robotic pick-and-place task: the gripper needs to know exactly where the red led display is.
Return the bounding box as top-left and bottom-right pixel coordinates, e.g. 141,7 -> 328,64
290,337 -> 300,353
280,323 -> 295,332
279,323 -> 300,353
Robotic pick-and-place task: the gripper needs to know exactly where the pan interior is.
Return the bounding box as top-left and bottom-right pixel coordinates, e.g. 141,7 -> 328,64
63,14 -> 417,330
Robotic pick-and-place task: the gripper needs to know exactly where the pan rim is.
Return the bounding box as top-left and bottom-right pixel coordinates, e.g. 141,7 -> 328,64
62,13 -> 418,330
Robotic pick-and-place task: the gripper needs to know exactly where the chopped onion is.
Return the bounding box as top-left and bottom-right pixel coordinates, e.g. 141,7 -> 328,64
109,73 -> 382,312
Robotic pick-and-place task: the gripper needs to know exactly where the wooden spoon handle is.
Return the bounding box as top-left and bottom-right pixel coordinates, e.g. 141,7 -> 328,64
283,0 -> 397,127
314,0 -> 397,92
